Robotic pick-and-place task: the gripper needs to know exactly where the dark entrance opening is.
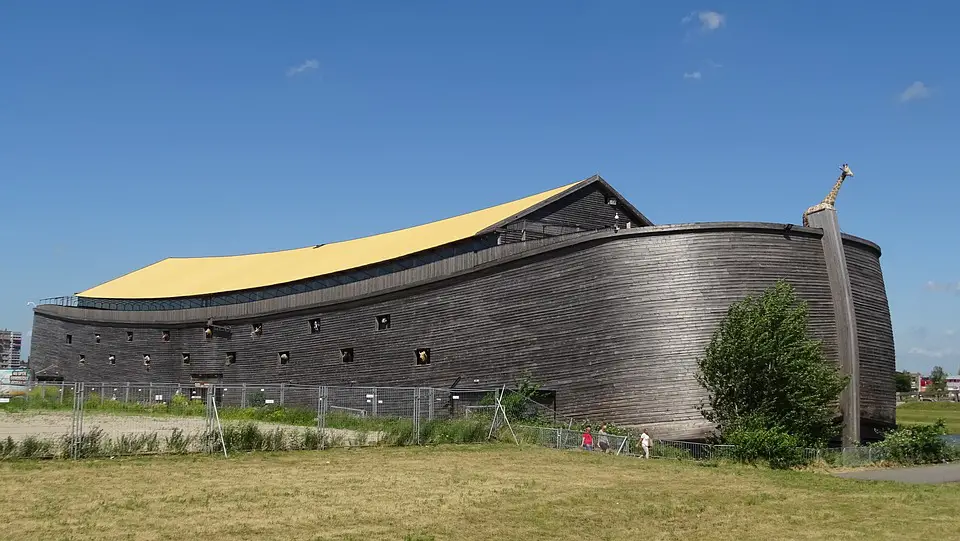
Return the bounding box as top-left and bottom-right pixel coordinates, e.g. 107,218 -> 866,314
189,373 -> 223,406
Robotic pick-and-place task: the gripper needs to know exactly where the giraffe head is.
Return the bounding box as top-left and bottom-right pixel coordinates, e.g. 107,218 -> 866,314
839,163 -> 854,179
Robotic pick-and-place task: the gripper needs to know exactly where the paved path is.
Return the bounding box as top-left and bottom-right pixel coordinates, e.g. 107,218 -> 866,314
836,463 -> 960,484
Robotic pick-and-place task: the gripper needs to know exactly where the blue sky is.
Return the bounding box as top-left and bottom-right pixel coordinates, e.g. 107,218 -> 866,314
2,2 -> 958,373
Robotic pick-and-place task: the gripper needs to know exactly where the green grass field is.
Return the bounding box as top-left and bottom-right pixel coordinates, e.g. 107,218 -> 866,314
1,445 -> 958,540
896,401 -> 960,434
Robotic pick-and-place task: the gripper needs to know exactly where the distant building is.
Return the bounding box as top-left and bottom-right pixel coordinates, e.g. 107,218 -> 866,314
0,330 -> 23,369
915,375 -> 960,394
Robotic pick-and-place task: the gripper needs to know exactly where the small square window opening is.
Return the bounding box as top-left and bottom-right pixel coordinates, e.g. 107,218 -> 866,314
127,332 -> 134,342
182,352 -> 191,365
226,352 -> 237,365
415,348 -> 431,366
376,314 -> 391,331
309,318 -> 321,334
278,351 -> 290,365
339,348 -> 354,363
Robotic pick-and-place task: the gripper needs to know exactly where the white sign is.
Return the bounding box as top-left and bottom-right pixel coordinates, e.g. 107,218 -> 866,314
0,368 -> 31,397
265,399 -> 275,404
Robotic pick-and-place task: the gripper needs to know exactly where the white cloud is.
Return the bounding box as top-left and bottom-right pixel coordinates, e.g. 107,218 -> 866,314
683,71 -> 702,80
947,329 -> 957,336
682,11 -> 726,31
907,347 -> 958,359
287,59 -> 319,77
707,59 -> 723,68
924,281 -> 960,293
900,81 -> 931,102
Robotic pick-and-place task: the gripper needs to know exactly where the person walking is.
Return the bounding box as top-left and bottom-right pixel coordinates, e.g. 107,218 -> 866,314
581,425 -> 594,451
598,424 -> 611,453
640,429 -> 651,459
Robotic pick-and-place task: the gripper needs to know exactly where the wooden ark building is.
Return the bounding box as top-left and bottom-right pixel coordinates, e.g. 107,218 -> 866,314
29,176 -> 896,440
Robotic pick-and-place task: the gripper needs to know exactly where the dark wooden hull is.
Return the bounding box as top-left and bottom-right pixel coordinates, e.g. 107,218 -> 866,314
29,223 -> 896,440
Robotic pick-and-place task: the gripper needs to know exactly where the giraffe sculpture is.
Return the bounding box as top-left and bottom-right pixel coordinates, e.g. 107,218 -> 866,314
802,164 -> 854,227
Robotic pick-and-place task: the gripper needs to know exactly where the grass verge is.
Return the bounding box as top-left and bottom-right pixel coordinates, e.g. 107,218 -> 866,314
896,401 -> 960,434
1,445 -> 958,540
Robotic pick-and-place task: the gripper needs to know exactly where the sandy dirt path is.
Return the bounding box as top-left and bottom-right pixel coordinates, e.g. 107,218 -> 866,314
0,410 -> 380,444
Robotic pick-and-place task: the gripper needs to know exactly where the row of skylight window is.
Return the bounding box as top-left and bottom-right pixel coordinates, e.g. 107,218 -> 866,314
75,347 -> 432,368
68,312 -> 431,368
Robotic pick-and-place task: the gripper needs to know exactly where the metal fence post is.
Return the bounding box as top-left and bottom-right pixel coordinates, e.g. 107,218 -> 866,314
241,383 -> 247,408
124,382 -> 130,404
280,383 -> 285,407
71,382 -> 84,460
317,387 -> 323,433
428,388 -> 435,421
371,387 -> 378,416
414,388 -> 421,445
319,386 -> 328,450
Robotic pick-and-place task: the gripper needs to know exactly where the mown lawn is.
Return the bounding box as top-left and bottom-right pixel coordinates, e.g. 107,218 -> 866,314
896,401 -> 960,433
1,445 -> 958,540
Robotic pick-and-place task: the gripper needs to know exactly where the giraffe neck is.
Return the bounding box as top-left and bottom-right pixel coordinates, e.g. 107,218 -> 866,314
822,174 -> 846,206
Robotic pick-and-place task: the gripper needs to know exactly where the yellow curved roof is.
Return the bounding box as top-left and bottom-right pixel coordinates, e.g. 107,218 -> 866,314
77,180 -> 584,299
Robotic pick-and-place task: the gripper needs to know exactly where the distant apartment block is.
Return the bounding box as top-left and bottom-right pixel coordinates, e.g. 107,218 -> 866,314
0,330 -> 23,368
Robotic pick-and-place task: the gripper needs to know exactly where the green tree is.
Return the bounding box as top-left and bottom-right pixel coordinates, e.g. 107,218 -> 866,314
696,280 -> 850,446
926,366 -> 947,399
894,371 -> 915,393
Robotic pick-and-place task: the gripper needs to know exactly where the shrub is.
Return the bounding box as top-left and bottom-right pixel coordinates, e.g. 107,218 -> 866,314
872,419 -> 956,465
724,418 -> 807,469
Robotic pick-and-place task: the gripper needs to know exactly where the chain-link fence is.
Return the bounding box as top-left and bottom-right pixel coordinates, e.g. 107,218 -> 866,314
0,382 -> 78,458
463,389 -> 960,465
4,381 -> 958,465
1,381 -> 518,459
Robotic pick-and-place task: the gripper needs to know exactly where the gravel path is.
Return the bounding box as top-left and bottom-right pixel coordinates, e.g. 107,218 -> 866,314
0,410 -> 379,444
835,463 -> 960,484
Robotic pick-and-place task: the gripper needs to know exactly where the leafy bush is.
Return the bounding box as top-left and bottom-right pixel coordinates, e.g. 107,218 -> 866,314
872,419 -> 956,465
723,417 -> 807,469
697,280 -> 848,447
